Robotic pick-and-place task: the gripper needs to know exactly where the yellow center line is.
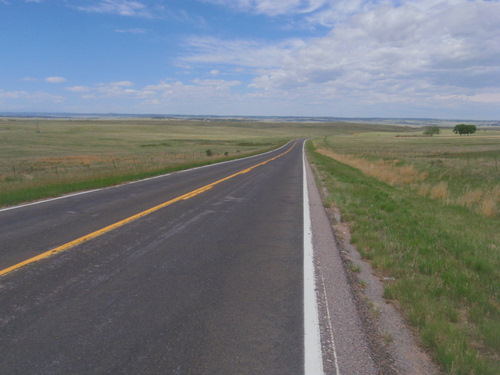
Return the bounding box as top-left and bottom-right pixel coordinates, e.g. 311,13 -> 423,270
0,142 -> 296,278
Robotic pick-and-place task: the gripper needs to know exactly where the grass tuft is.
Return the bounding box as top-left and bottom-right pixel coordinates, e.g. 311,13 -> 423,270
480,193 -> 497,218
417,183 -> 431,197
459,188 -> 483,207
429,181 -> 450,200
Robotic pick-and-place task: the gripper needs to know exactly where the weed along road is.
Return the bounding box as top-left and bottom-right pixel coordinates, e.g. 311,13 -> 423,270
0,139 -> 376,374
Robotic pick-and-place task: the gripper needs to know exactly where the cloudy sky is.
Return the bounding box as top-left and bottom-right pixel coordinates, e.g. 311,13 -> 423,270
1,0 -> 499,119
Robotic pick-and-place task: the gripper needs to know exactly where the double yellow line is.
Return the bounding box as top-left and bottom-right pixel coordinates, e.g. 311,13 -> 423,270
0,143 -> 296,278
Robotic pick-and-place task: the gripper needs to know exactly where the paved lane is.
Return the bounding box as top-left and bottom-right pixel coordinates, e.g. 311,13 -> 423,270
0,141 -> 305,374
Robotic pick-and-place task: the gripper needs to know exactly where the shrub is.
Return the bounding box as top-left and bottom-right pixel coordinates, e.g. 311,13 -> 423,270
430,181 -> 449,200
453,124 -> 477,136
423,126 -> 440,136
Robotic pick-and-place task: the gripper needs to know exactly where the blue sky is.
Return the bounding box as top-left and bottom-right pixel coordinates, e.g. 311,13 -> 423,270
1,0 -> 500,119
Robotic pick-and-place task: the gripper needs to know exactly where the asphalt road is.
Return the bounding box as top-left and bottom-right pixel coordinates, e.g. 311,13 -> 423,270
0,139 -> 377,374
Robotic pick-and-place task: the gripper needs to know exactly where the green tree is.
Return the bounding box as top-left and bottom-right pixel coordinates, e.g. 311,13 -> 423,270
453,124 -> 477,136
423,126 -> 440,136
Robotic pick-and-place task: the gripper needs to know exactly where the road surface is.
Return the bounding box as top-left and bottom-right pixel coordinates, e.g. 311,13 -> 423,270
0,139 -> 376,374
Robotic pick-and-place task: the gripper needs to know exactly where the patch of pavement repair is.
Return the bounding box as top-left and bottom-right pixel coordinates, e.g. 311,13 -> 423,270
307,159 -> 441,375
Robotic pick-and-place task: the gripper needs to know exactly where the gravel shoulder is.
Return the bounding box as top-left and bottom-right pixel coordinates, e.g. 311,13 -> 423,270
306,156 -> 441,374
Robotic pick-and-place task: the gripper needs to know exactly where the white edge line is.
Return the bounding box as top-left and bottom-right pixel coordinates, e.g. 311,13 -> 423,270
0,141 -> 295,213
320,273 -> 341,375
0,189 -> 103,213
303,141 -> 325,375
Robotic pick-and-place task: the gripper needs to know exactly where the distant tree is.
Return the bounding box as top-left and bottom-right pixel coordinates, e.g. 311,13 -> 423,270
423,126 -> 440,136
453,124 -> 477,136
205,149 -> 213,156
467,125 -> 477,135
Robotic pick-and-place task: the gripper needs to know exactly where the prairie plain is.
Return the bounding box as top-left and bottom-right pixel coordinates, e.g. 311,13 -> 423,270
0,117 -> 408,207
1,117 -> 499,374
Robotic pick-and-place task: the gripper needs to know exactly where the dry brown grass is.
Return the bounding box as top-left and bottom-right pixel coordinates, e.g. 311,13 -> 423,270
479,187 -> 499,217
316,145 -> 499,217
493,185 -> 500,200
1,153 -> 210,185
429,181 -> 450,200
456,186 -> 499,217
417,183 -> 431,197
37,155 -> 111,165
316,148 -> 428,186
458,188 -> 483,207
480,195 -> 497,217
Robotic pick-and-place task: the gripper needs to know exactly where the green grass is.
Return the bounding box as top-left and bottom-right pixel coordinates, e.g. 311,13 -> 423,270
307,134 -> 500,374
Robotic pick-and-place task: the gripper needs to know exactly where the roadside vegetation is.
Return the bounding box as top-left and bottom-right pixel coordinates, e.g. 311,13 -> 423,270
0,118 -> 282,207
307,129 -> 500,374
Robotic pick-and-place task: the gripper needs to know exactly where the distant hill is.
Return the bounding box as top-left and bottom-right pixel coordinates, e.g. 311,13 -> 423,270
1,112 -> 498,127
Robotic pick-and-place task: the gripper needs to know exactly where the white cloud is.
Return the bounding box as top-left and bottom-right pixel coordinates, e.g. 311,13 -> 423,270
65,86 -> 91,93
144,78 -> 240,93
183,36 -> 305,68
187,0 -> 500,113
466,91 -> 500,104
102,78 -> 246,114
0,90 -> 28,99
143,81 -> 175,91
193,78 -> 241,88
77,0 -> 153,18
114,28 -> 148,34
137,79 -> 247,113
109,81 -> 134,87
63,82 -> 148,98
45,76 -> 66,83
203,0 -> 329,16
0,90 -> 64,102
94,82 -> 151,97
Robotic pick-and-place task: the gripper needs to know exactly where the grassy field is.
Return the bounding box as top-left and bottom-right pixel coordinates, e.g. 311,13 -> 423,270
0,117 -> 411,207
308,129 -> 500,374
